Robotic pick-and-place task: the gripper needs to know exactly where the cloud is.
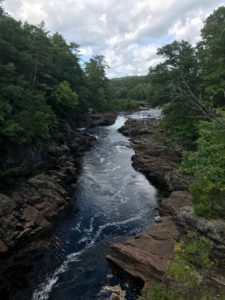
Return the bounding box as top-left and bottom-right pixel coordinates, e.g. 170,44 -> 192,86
3,0 -> 224,77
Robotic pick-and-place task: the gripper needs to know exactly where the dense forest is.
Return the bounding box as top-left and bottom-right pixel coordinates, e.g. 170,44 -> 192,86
112,7 -> 225,219
0,5 -> 113,178
110,76 -> 151,110
1,3 -> 224,217
0,2 -> 225,299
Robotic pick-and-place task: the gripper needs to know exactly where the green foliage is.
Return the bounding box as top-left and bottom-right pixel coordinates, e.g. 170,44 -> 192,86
144,6 -> 225,219
52,81 -> 78,119
148,40 -> 201,141
168,260 -> 199,289
109,76 -> 150,111
0,6 -> 112,177
85,55 -> 111,111
181,121 -> 225,217
140,233 -> 215,300
112,98 -> 140,111
161,102 -> 198,142
198,6 -> 225,104
139,282 -> 180,300
177,231 -> 213,269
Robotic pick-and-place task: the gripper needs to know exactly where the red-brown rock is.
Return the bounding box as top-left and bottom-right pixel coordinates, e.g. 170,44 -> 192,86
107,217 -> 179,282
159,191 -> 192,216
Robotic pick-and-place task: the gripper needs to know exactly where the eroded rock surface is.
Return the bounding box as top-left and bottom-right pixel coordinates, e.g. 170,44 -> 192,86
107,217 -> 179,281
108,116 -> 225,298
0,132 -> 95,255
119,119 -> 193,194
159,191 -> 192,216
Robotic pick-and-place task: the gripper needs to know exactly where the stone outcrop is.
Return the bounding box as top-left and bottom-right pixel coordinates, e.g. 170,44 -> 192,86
159,191 -> 192,216
103,285 -> 126,300
0,113 -> 117,298
118,118 -> 162,137
107,117 -> 225,295
0,131 -> 95,255
107,118 -> 192,282
107,217 -> 179,282
119,118 -> 193,194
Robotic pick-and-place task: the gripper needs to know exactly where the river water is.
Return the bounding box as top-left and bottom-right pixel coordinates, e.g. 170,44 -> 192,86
32,113 -> 157,300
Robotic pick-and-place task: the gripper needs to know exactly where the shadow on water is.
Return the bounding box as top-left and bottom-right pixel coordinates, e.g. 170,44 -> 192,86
17,113 -> 157,300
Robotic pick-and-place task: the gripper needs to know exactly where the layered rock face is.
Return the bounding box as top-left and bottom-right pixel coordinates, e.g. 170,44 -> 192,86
108,117 -> 225,292
0,112 -> 117,256
0,132 -> 95,255
107,217 -> 179,282
0,112 -> 117,298
119,118 -> 193,194
108,118 -> 193,283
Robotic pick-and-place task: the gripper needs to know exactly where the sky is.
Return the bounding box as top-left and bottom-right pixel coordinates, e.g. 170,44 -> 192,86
3,0 -> 224,78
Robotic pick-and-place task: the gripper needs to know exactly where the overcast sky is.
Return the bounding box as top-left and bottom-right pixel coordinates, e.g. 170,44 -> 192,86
3,0 -> 224,77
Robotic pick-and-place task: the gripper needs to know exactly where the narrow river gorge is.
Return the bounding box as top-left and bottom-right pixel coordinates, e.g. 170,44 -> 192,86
30,113 -> 158,300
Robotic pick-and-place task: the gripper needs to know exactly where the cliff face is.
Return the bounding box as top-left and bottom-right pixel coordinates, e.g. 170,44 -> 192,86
0,112 -> 117,298
0,132 -> 95,255
118,118 -> 193,195
108,117 -> 225,294
0,112 -> 117,255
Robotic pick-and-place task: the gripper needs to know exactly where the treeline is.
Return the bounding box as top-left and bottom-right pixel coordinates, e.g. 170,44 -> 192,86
147,6 -> 225,218
110,76 -> 151,110
140,7 -> 225,300
0,5 -> 111,175
112,7 -> 225,219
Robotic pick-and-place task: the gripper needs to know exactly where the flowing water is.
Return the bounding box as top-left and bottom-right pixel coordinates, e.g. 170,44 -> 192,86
31,113 -> 157,300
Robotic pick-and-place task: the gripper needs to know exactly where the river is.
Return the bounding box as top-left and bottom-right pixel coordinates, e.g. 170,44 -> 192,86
31,113 -> 158,300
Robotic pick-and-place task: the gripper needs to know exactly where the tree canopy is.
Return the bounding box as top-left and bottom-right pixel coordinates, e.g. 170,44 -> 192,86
0,6 -> 111,175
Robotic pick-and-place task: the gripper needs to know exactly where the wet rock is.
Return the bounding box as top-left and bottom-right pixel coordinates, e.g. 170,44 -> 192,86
103,285 -> 126,300
107,217 -> 179,282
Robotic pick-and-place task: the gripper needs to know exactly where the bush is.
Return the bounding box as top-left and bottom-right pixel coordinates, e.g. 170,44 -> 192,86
181,120 -> 225,217
139,232 -> 215,300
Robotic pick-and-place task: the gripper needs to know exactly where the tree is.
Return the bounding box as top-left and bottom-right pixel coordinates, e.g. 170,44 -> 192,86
198,6 -> 225,105
52,81 -> 79,119
84,55 -> 110,111
148,41 -> 201,141
181,121 -> 225,217
0,5 -> 111,177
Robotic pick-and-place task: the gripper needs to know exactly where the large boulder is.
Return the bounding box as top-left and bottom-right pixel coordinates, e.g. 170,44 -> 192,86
107,217 -> 179,282
118,118 -> 161,137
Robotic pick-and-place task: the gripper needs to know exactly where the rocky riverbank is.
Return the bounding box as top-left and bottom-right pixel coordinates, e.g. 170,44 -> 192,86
0,112 -> 117,299
107,117 -> 225,297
